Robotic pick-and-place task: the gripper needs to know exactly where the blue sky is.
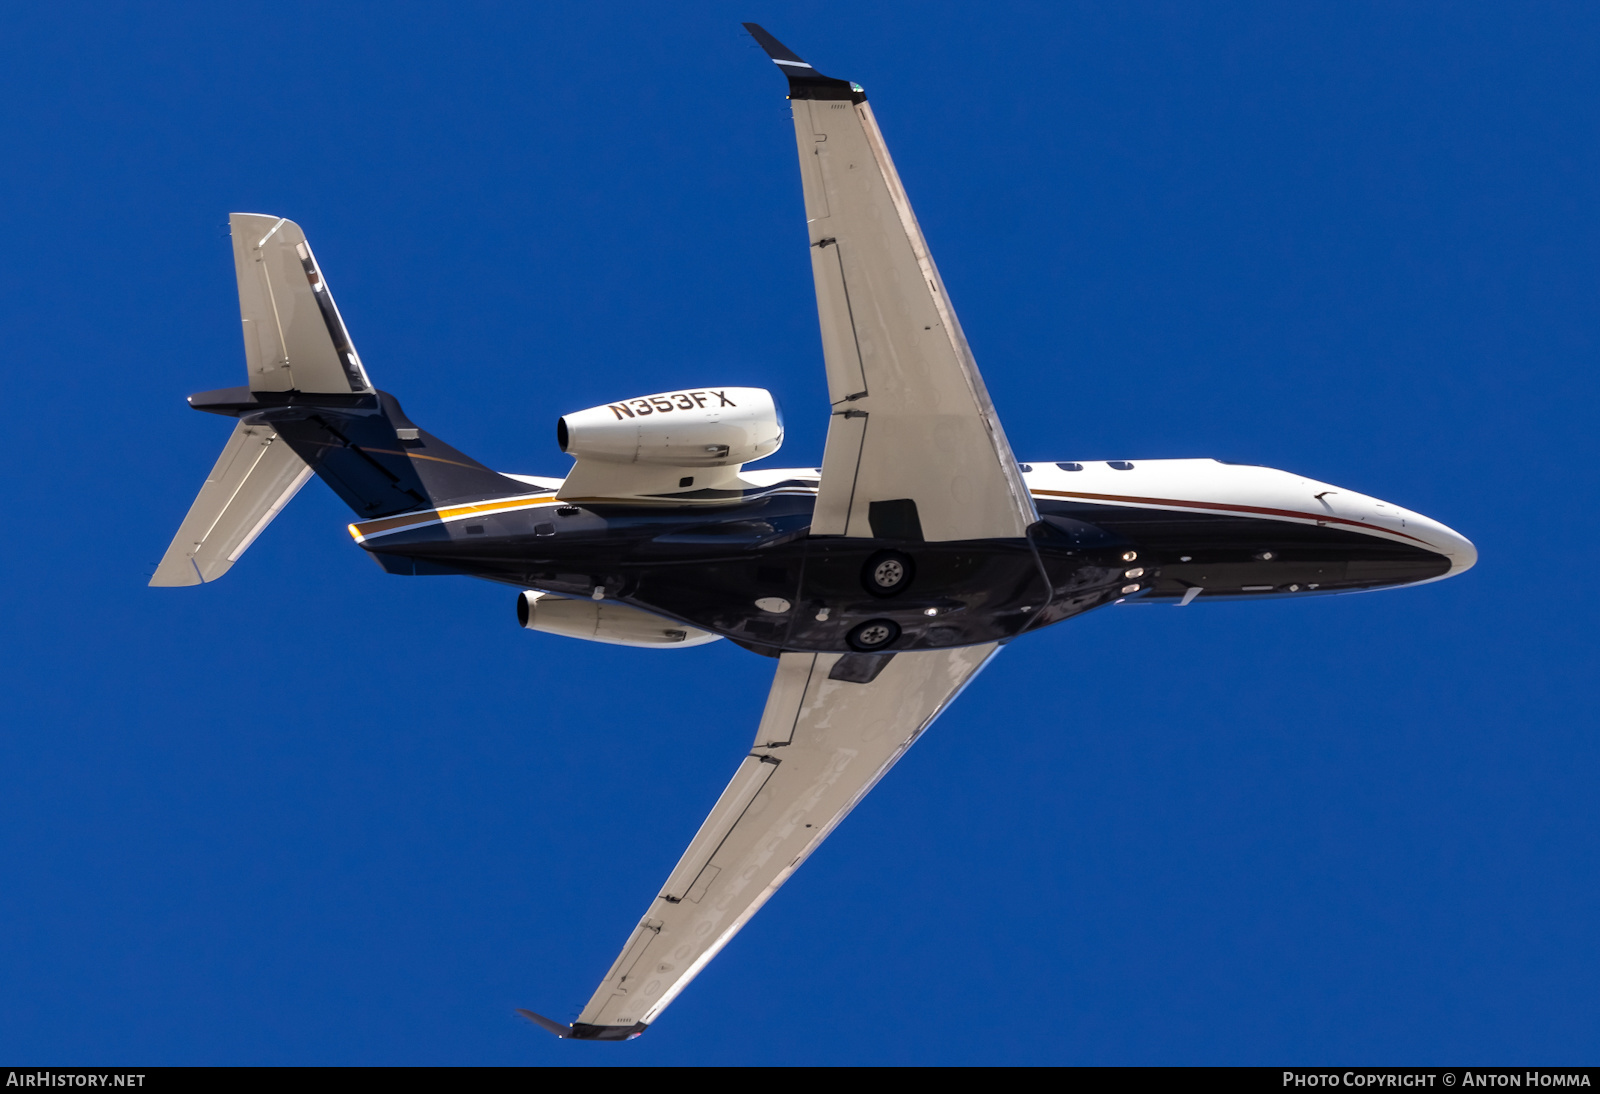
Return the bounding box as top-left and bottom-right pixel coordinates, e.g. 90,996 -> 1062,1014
1,0 -> 1596,1065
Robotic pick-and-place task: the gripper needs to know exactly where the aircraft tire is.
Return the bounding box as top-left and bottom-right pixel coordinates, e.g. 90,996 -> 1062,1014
862,550 -> 915,597
847,618 -> 901,651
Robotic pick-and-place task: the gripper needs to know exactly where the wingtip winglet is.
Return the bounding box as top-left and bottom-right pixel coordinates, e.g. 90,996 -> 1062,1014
516,1009 -> 648,1041
742,22 -> 805,64
516,1009 -> 575,1038
742,22 -> 865,102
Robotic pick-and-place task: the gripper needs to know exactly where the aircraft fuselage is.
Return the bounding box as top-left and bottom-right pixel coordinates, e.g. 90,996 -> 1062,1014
350,458 -> 1473,655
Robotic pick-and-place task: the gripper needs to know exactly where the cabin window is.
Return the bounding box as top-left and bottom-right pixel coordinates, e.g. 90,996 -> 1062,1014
1056,462 -> 1083,472
1017,464 -> 1033,473
1108,461 -> 1134,470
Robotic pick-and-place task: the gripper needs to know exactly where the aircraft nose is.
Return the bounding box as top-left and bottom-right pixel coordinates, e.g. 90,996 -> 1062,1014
1407,511 -> 1477,579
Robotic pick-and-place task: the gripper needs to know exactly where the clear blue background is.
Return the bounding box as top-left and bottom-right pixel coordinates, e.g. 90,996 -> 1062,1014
1,0 -> 1595,1066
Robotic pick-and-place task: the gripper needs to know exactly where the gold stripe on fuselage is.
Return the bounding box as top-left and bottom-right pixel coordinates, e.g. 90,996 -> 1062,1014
347,494 -> 558,542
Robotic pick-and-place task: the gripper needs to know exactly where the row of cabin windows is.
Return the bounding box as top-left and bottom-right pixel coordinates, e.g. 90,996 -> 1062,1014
1015,462 -> 1136,473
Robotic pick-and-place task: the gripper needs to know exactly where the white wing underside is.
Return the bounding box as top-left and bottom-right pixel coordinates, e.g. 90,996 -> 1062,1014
796,98 -> 1036,541
576,644 -> 999,1029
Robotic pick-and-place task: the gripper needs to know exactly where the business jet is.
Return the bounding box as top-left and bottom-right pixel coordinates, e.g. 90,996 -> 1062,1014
151,24 -> 1475,1040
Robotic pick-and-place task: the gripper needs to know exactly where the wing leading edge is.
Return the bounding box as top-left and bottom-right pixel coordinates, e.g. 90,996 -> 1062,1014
521,643 -> 1000,1039
745,23 -> 1036,543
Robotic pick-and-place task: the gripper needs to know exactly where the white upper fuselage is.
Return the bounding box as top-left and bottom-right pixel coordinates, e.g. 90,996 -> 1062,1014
1015,458 -> 1477,584
505,456 -> 1477,591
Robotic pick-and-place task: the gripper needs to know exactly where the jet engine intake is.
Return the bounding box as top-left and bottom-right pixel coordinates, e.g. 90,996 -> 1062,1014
517,591 -> 722,648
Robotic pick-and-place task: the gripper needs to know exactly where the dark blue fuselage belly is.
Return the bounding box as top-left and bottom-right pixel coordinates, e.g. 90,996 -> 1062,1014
362,490 -> 1451,655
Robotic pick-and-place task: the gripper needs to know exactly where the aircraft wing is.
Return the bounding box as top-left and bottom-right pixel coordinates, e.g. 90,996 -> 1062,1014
520,642 -> 1000,1039
746,24 -> 1036,542
229,213 -> 374,394
149,421 -> 313,586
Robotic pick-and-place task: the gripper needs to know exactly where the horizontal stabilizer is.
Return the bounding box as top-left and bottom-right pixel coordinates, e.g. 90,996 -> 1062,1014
150,421 -> 312,586
231,213 -> 373,395
187,387 -> 530,518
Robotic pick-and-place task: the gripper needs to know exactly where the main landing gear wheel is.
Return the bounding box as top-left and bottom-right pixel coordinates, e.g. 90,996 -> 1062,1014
862,550 -> 915,597
847,619 -> 901,652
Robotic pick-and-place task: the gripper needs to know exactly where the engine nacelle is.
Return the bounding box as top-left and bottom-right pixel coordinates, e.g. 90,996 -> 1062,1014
554,387 -> 782,500
517,591 -> 722,648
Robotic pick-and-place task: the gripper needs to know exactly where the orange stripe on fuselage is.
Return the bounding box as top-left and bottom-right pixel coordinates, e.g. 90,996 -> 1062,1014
348,494 -> 558,539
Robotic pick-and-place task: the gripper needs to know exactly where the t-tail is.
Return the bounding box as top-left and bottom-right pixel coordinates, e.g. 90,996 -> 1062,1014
150,213 -> 524,586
